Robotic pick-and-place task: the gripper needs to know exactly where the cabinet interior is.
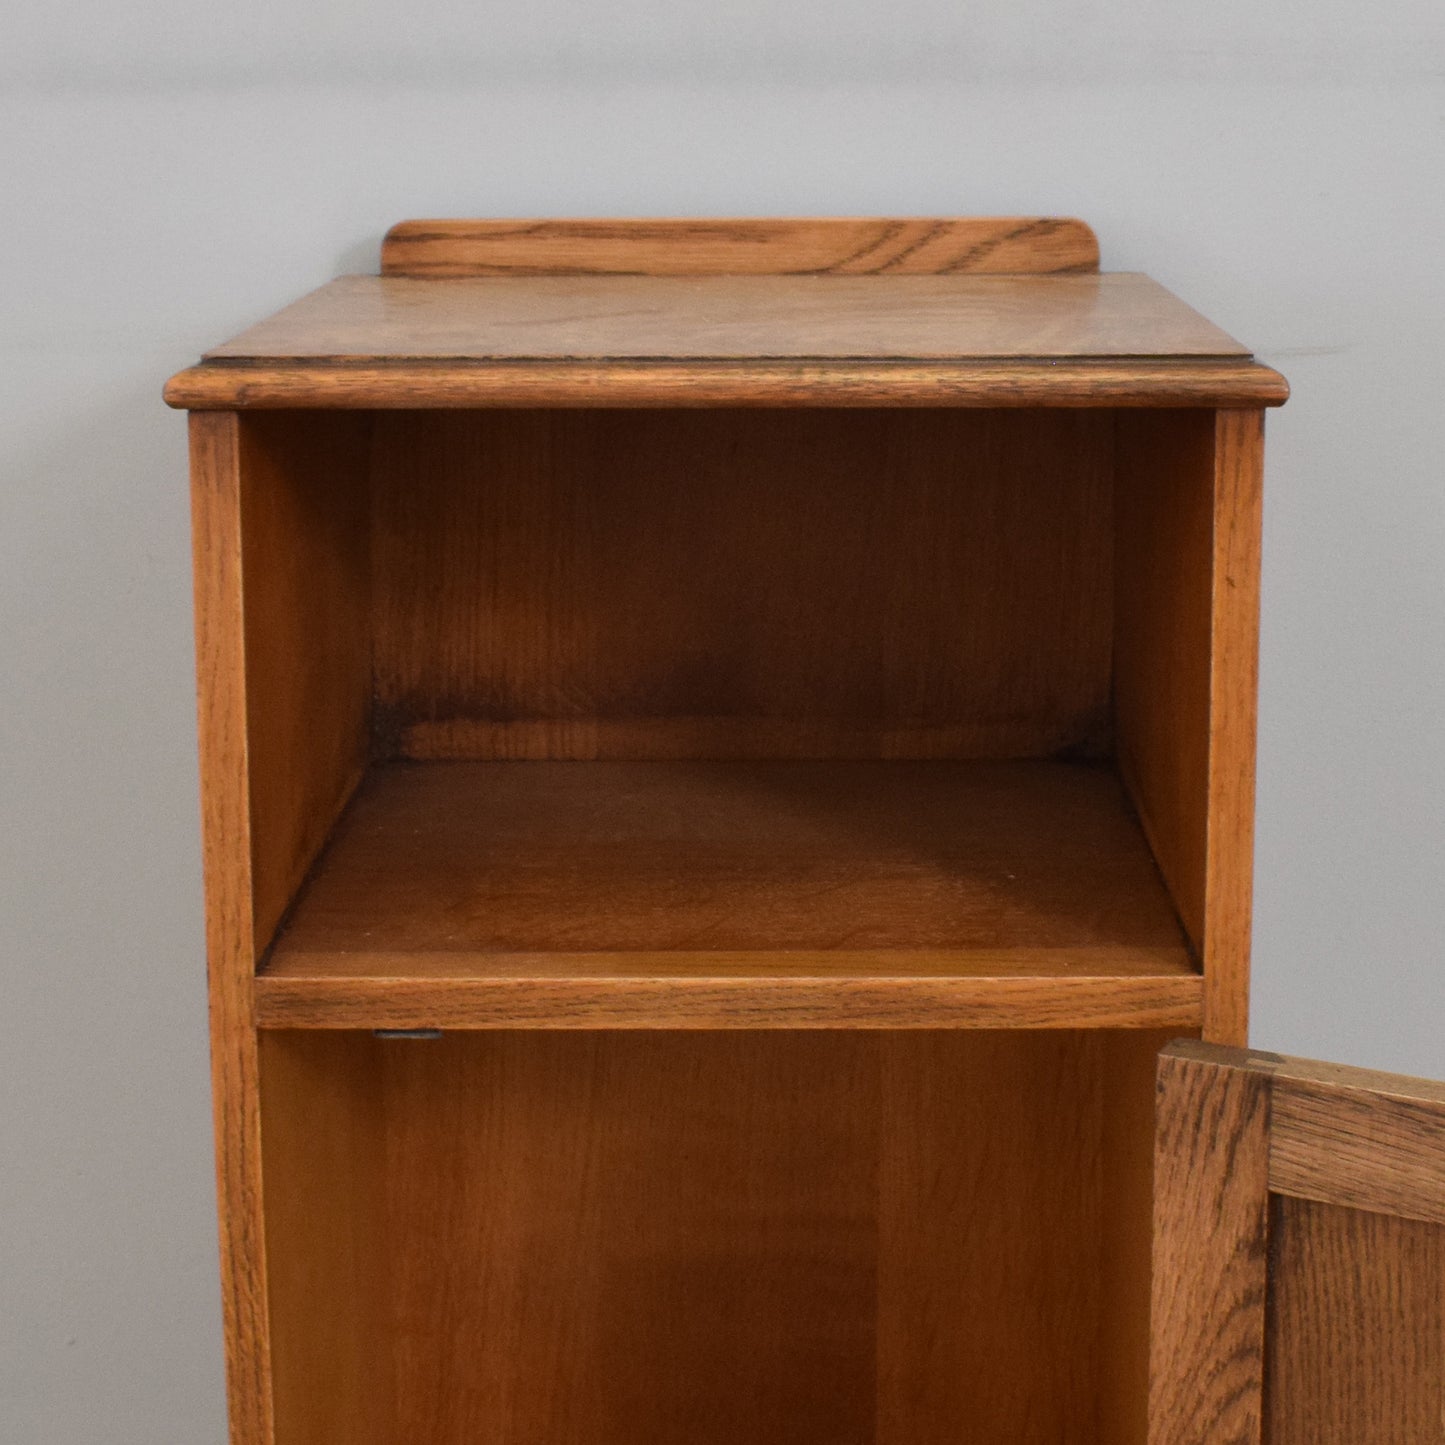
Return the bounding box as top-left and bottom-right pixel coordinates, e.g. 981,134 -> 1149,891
235,404 -> 1223,1443
259,1027 -> 1168,1445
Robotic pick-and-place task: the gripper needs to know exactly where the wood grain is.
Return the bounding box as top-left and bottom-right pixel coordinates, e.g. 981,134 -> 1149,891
1114,410 -> 1215,956
1266,1197 -> 1445,1445
387,1032 -> 877,1444
275,760 -> 1171,955
256,1033 -> 387,1445
176,216 -> 1290,1445
256,1029 -> 1161,1445
188,412 -> 276,1445
875,1031 -> 1107,1441
1114,411 -> 1266,1044
1097,1029 -> 1180,1445
256,961 -> 1202,1030
203,273 -> 1249,364
235,413 -> 372,954
1269,1062 -> 1445,1227
164,357 -> 1290,410
381,215 -> 1102,277
1150,1041 -> 1271,1445
369,408 -> 1114,762
256,760 -> 1198,1028
1152,1043 -> 1445,1445
1200,410 -> 1265,1044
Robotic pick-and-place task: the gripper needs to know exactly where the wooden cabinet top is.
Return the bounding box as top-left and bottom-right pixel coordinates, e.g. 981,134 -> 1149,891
204,271 -> 1249,363
164,217 -> 1288,409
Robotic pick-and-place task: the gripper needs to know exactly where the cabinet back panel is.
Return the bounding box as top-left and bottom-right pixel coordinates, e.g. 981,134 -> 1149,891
369,409 -> 1114,760
259,1029 -> 1167,1445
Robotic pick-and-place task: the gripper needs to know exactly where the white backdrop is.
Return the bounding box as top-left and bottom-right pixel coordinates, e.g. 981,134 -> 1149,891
3,4 -> 1444,1438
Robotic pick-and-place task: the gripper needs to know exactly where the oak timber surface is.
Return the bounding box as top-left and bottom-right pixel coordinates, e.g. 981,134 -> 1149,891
164,357 -> 1288,409
381,215 -> 1102,276
1266,1197 -> 1445,1445
205,272 -> 1249,363
261,1029 -> 1162,1444
258,760 -> 1199,1028
369,407 -> 1115,763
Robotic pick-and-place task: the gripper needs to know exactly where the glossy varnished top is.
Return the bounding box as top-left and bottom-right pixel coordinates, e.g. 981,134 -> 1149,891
204,272 -> 1249,363
165,221 -> 1287,408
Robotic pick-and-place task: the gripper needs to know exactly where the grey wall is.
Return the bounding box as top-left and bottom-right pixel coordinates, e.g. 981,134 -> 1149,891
2,5 -> 1443,1440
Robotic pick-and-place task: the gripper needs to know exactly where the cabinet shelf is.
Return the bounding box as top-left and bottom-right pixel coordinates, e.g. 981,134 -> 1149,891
257,758 -> 1199,1029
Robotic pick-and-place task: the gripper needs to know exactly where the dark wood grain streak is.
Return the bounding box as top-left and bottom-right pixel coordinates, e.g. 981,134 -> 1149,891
1150,1041 -> 1271,1445
164,358 -> 1289,410
1266,1197 -> 1445,1445
381,215 -> 1102,276
188,412 -> 276,1445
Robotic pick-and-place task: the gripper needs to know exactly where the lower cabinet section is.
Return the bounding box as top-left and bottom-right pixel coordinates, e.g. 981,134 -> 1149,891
257,1028 -> 1172,1445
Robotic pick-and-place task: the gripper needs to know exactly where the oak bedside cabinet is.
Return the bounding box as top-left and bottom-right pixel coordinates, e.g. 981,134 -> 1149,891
166,218 -> 1445,1445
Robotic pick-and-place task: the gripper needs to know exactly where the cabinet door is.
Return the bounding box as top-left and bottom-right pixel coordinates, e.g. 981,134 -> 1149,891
1150,1040 -> 1445,1445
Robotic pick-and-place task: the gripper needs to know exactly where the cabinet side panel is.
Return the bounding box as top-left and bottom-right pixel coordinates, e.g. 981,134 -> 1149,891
1265,1198 -> 1445,1445
1095,1029 -> 1181,1445
1115,410 -> 1262,1043
258,1034 -> 390,1445
370,409 -> 1114,760
189,412 -> 275,1445
1201,410 -> 1264,1044
237,413 -> 372,952
1113,410 -> 1214,956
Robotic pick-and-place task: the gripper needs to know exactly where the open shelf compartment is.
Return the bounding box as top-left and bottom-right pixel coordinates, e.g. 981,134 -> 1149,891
232,404 -> 1236,1032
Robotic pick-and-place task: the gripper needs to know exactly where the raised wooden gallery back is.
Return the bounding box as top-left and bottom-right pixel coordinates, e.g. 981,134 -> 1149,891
171,218 -> 1288,1445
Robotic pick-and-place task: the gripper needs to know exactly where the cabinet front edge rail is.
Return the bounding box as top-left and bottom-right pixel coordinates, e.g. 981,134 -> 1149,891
253,966 -> 1204,1030
165,358 -> 1288,409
